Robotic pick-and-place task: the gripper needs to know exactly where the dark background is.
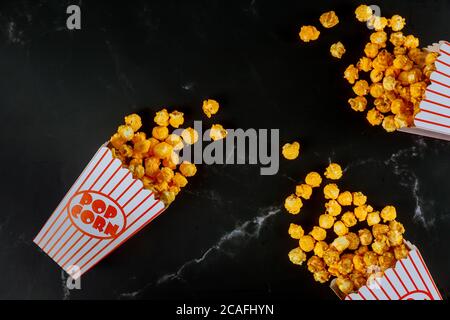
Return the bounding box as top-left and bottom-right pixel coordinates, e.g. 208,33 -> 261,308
0,0 -> 449,300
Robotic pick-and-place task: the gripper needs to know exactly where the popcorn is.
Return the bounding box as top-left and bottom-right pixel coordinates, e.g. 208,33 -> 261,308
307,256 -> 326,273
324,184 -> 340,200
331,236 -> 350,252
346,232 -> 360,250
210,124 -> 228,141
390,15 -> 406,31
352,192 -> 367,206
153,142 -> 173,159
310,226 -> 327,241
333,221 -> 349,236
325,200 -> 342,216
154,109 -> 170,126
202,99 -> 220,118
284,194 -> 303,214
381,205 -> 397,221
319,214 -> 335,229
305,172 -> 322,187
367,211 -> 381,226
344,65 -> 359,84
152,126 -> 169,140
337,191 -> 352,206
314,241 -> 329,258
348,96 -> 367,112
330,42 -> 346,59
169,111 -> 184,128
299,235 -> 316,252
353,80 -> 370,96
282,141 -> 300,160
299,25 -> 320,42
358,229 -> 373,246
354,204 -> 373,221
124,114 -> 142,132
179,161 -> 197,177
289,247 -> 307,265
355,4 -> 373,22
319,11 -> 339,28
341,211 -> 357,227
336,277 -> 354,295
181,127 -> 199,145
324,163 -> 343,180
118,125 -> 134,141
288,223 -> 305,239
295,184 -> 313,200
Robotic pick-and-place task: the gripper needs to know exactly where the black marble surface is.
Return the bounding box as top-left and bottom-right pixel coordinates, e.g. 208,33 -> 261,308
0,0 -> 449,300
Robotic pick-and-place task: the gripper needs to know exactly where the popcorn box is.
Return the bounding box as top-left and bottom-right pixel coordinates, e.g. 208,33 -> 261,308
34,144 -> 166,279
330,242 -> 442,300
399,41 -> 450,141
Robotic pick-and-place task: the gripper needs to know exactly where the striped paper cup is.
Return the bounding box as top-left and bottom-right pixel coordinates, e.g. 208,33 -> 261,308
34,144 -> 166,279
330,241 -> 442,300
400,40 -> 450,141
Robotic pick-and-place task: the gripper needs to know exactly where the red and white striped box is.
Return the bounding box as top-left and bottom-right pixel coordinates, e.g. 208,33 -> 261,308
330,242 -> 442,300
399,41 -> 450,141
34,144 -> 166,279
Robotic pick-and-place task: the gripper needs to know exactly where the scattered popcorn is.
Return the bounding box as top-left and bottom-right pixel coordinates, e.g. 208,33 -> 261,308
324,163 -> 343,180
210,124 -> 228,141
181,127 -> 199,145
202,99 -> 220,118
324,183 -> 340,200
169,111 -> 184,128
319,214 -> 335,229
299,235 -> 316,252
282,141 -> 300,160
305,172 -> 322,188
310,226 -> 327,241
289,247 -> 307,265
296,184 -> 313,200
299,25 -> 320,42
355,4 -> 373,22
319,11 -> 339,28
289,223 -> 305,239
284,194 -> 303,214
330,42 -> 346,59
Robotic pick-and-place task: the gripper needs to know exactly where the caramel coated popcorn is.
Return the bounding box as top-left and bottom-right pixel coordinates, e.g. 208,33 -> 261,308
282,141 -> 300,160
299,25 -> 320,42
286,162 -> 409,296
330,42 -> 346,59
320,11 -> 339,28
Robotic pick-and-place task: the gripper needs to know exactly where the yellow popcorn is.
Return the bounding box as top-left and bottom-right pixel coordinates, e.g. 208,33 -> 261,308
284,194 -> 303,214
319,214 -> 335,229
288,223 -> 304,239
353,255 -> 366,273
390,15 -> 406,31
333,221 -> 349,236
295,184 -> 313,200
382,75 -> 397,91
371,16 -> 389,31
202,99 -> 220,118
354,204 -> 373,221
363,251 -> 379,267
379,251 -> 396,270
319,11 -> 339,28
372,224 -> 389,240
381,205 -> 397,222
357,57 -> 372,72
367,211 -> 381,226
337,191 -> 352,206
172,172 -> 188,188
153,141 -> 173,159
393,244 -> 409,260
370,83 -> 385,98
299,25 -> 320,42
165,133 -> 184,150
324,163 -> 343,180
364,43 -> 379,58
344,64 -> 359,84
404,35 -> 419,49
372,238 -> 389,255
355,4 -> 373,22
134,139 -> 151,154
307,256 -> 326,273
348,96 -> 367,112
144,157 -> 160,177
330,42 -> 346,59
324,183 -> 340,200
325,199 -> 342,216
353,80 -> 370,96
152,126 -> 169,140
305,172 -> 322,187
299,235 -> 316,252
358,228 -> 373,246
119,144 -> 133,158
169,111 -> 184,128
288,247 -> 307,265
110,133 -> 126,149
341,211 -> 357,227
370,69 -> 384,83
313,270 -> 331,283
154,109 -> 170,127
366,108 -> 384,126
336,277 -> 354,295
314,241 -> 329,258
338,255 -> 354,275
282,141 -> 300,160
382,115 -> 397,132
310,226 -> 327,241
370,31 -> 387,46
181,127 -> 199,145
346,232 -> 360,250
124,114 -> 142,132
118,125 -> 134,141
323,247 -> 340,266
331,236 -> 350,252
210,124 -> 228,141
387,230 -> 403,246
352,192 -> 367,206
389,220 -> 405,234
179,161 -> 197,177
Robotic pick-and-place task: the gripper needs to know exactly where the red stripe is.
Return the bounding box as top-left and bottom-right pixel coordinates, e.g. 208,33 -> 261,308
392,268 -> 408,292
358,291 -> 366,300
416,250 -> 443,300
78,202 -> 164,276
122,187 -> 145,209
55,233 -> 84,264
434,70 -> 450,79
436,58 -> 450,68
347,295 -> 353,300
440,49 -> 450,56
90,158 -> 115,191
399,260 -> 418,290
366,285 -> 380,300
61,237 -> 93,268
99,163 -> 122,193
41,217 -> 68,251
423,98 -> 450,110
431,78 -> 450,89
51,229 -> 77,259
421,108 -> 450,119
108,171 -> 131,196
408,252 -> 432,299
35,149 -> 109,246
65,239 -> 103,270
116,178 -> 138,202
384,273 -> 401,299
126,192 -> 154,216
415,117 -> 450,129
47,223 -> 72,255
374,278 -> 391,300
426,88 -> 450,99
